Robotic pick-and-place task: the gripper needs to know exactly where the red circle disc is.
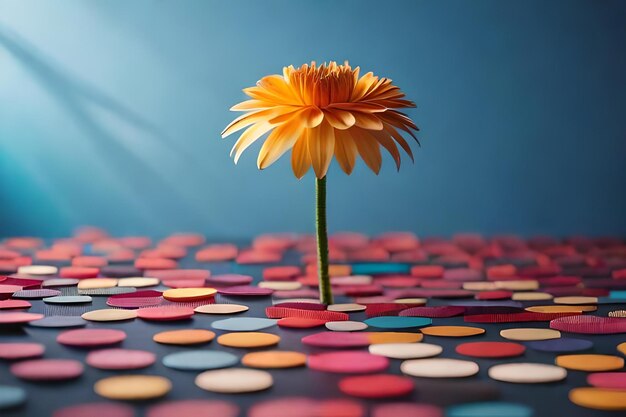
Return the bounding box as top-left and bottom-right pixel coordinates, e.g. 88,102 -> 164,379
455,341 -> 526,358
339,374 -> 414,398
137,306 -> 194,321
308,351 -> 389,374
278,317 -> 327,329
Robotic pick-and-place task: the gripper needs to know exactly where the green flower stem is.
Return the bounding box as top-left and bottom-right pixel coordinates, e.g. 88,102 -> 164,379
316,176 -> 333,305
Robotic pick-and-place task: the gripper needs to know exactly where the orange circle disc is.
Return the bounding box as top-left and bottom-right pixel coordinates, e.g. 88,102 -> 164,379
153,329 -> 215,345
366,332 -> 423,344
162,288 -> 217,302
556,354 -> 624,372
217,332 -> 280,348
569,387 -> 626,410
242,351 -> 306,368
421,326 -> 485,337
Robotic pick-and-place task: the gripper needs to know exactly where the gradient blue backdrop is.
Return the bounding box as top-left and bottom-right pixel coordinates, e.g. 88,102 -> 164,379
1,0 -> 625,239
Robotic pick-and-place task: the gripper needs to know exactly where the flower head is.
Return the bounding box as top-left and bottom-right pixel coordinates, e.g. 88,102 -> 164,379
222,61 -> 419,178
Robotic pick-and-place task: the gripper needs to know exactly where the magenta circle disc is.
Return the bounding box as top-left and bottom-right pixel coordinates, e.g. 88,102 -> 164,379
107,290 -> 163,308
550,316 -> 626,334
308,351 -> 389,373
587,372 -> 626,389
86,348 -> 156,370
399,306 -> 465,318
146,400 -> 239,417
218,286 -> 273,296
302,332 -> 369,348
0,312 -> 44,324
0,343 -> 45,360
52,402 -> 135,417
57,329 -> 126,347
11,359 -> 83,381
206,274 -> 253,286
137,306 -> 194,321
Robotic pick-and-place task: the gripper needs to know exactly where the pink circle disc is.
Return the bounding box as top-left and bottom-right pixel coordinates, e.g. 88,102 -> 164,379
0,312 -> 44,324
57,328 -> 126,347
0,299 -> 32,309
308,351 -> 389,373
207,274 -> 253,286
248,398 -> 365,417
52,402 -> 135,417
302,332 -> 369,348
86,348 -> 156,370
137,306 -> 194,321
11,359 -> 83,380
587,372 -> 626,389
0,342 -> 45,360
339,374 -> 414,398
146,400 -> 239,417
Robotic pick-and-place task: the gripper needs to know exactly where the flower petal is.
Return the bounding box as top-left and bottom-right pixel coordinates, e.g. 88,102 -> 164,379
257,120 -> 303,169
231,122 -> 275,163
333,128 -> 358,174
352,128 -> 382,174
307,121 -> 335,178
291,131 -> 311,179
323,109 -> 356,130
353,112 -> 384,130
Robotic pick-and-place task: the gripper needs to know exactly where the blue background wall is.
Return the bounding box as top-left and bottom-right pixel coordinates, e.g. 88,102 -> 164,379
1,0 -> 625,239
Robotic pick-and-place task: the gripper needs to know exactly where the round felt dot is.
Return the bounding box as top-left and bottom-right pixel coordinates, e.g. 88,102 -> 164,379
77,279 -> 118,290
401,358 -> 479,378
52,403 -> 135,417
0,299 -> 32,309
556,354 -> 624,371
0,312 -> 44,325
194,304 -> 249,314
207,274 -> 253,286
17,265 -> 57,275
327,303 -> 366,312
211,317 -> 277,332
0,386 -> 26,410
525,305 -> 596,313
218,286 -> 273,296
44,295 -> 92,304
512,292 -> 553,301
258,281 -> 302,290
87,349 -> 156,370
60,267 -> 100,278
339,374 -> 414,398
153,329 -> 215,345
447,402 -> 533,417
42,278 -> 79,287
94,375 -> 172,400
13,289 -> 61,299
163,350 -> 238,371
162,287 -> 217,302
371,403 -> 443,417
11,359 -> 83,381
137,306 -> 194,321
57,329 -> 126,348
526,337 -> 593,353
364,316 -> 432,329
82,309 -> 138,322
278,317 -> 326,328
325,321 -> 368,332
0,343 -> 45,360
569,387 -> 626,411
195,368 -> 273,393
618,342 -> 626,355
553,296 -> 597,305
308,351 -> 389,373
28,316 -> 86,328
146,400 -> 239,417
369,343 -> 442,359
217,332 -> 280,348
488,363 -> 567,383
242,351 -> 306,368
500,328 -> 561,341
368,332 -> 423,344
588,372 -> 626,389
420,326 -> 485,337
456,342 -> 526,358
117,277 -> 159,288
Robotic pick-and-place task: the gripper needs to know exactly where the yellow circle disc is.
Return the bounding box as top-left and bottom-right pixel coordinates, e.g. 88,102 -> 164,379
556,354 -> 624,372
162,288 -> 217,302
94,375 -> 171,400
367,332 -> 423,344
217,332 -> 280,348
81,309 -> 138,322
421,326 -> 485,337
494,280 -> 539,291
553,296 -> 598,305
511,292 -> 553,301
153,329 -> 215,345
500,328 -> 561,341
242,351 -> 306,368
463,282 -> 497,291
194,304 -> 249,315
393,298 -> 427,305
77,278 -> 118,290
525,305 -> 597,313
258,281 -> 302,290
195,368 -> 273,393
117,277 -> 160,288
618,342 -> 626,356
569,387 -> 626,411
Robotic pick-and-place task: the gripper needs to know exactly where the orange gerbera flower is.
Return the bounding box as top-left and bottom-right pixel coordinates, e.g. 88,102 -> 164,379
222,61 -> 419,178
